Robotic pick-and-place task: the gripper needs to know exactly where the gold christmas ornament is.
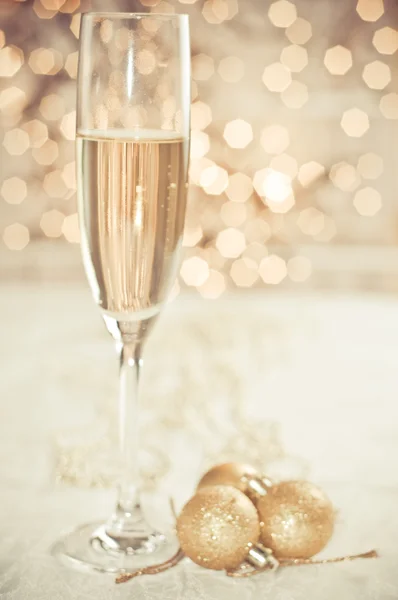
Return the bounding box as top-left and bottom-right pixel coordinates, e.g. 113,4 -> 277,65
176,485 -> 277,571
257,480 -> 335,559
117,476 -> 378,584
197,462 -> 273,500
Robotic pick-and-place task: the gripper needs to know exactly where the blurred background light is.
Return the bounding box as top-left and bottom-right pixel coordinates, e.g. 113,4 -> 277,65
1,0 -> 397,298
324,45 -> 352,75
353,187 -> 382,216
3,223 -> 30,251
259,254 -> 287,285
280,44 -> 308,72
362,60 -> 391,89
262,62 -> 292,92
357,153 -> 384,180
268,0 -> 297,28
372,27 -> 398,55
223,119 -> 253,149
1,177 -> 27,205
379,93 -> 398,119
340,108 -> 370,137
356,0 -> 384,23
285,17 -> 312,44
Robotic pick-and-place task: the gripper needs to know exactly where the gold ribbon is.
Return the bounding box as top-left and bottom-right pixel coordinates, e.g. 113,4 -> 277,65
226,549 -> 379,578
116,548 -> 378,584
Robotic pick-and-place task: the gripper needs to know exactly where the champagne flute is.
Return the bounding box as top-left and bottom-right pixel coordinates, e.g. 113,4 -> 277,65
53,12 -> 190,573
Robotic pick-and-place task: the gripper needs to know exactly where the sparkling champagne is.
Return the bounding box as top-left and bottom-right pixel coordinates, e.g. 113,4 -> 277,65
76,130 -> 189,320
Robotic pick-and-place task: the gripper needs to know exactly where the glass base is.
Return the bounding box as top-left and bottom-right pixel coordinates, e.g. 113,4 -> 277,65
52,521 -> 178,574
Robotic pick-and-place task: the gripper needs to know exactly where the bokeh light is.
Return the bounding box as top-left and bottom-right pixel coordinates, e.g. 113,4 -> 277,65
223,119 -> 253,149
40,209 -> 65,237
353,187 -> 382,216
268,0 -> 297,28
362,60 -> 391,90
60,0 -> 80,14
190,131 -> 210,159
225,173 -> 253,203
221,201 -> 247,226
200,164 -> 229,195
298,161 -> 325,187
32,139 -> 59,165
33,0 -> 57,19
180,256 -> 209,286
28,47 -> 63,75
192,53 -> 215,81
3,128 -> 30,155
202,0 -> 238,25
191,101 -> 212,130
70,13 -> 81,38
62,213 -> 80,243
329,162 -> 361,192
324,45 -> 352,75
230,258 -> 259,287
340,108 -> 369,137
1,177 -> 27,205
262,62 -> 292,92
373,27 -> 398,55
379,93 -> 398,119
40,94 -> 65,120
65,51 -> 78,78
198,270 -> 226,299
43,170 -> 68,198
298,207 -> 325,236
356,0 -> 384,22
183,225 -> 203,247
357,153 -> 384,180
216,227 -> 246,258
23,120 -> 48,148
280,45 -> 308,72
253,168 -> 293,209
281,81 -> 309,109
62,161 -> 76,190
259,254 -> 287,284
285,17 -> 312,44
1,0 -> 397,296
0,87 -> 26,116
60,111 -> 76,140
3,223 -> 29,250
0,45 -> 24,77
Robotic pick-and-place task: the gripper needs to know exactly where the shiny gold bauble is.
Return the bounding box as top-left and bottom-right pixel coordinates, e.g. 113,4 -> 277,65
197,462 -> 259,494
257,480 -> 335,559
176,485 -> 260,570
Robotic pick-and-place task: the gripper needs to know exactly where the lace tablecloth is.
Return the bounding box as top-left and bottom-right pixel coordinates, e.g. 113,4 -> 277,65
1,284 -> 398,599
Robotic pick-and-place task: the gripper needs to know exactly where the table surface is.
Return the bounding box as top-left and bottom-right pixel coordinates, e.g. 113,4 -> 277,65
1,284 -> 397,599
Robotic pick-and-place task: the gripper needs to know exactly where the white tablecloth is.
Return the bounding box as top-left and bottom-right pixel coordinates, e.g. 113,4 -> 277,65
1,284 -> 398,599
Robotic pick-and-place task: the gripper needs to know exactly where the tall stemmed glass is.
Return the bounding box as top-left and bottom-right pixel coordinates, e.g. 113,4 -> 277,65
53,12 -> 190,573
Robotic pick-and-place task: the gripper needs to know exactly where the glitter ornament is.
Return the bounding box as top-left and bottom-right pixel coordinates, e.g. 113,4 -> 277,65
197,462 -> 273,500
257,480 -> 335,559
176,485 -> 277,571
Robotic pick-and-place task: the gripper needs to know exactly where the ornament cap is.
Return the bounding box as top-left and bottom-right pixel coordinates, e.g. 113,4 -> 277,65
243,474 -> 273,500
246,544 -> 279,571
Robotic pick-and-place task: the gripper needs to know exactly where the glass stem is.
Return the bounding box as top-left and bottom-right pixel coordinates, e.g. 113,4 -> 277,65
111,340 -> 145,532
